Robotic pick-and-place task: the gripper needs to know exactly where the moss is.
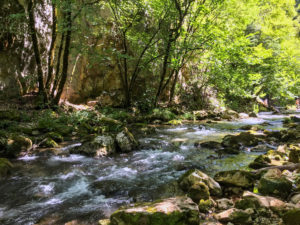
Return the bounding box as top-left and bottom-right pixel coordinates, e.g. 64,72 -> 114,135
47,132 -> 64,142
198,199 -> 214,213
42,138 -> 58,148
282,209 -> 300,225
167,120 -> 182,125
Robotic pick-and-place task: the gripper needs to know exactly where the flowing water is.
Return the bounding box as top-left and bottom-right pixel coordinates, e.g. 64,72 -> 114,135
0,112 -> 295,224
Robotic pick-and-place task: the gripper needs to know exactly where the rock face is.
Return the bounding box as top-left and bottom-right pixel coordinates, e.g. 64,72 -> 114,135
214,170 -> 256,188
71,135 -> 115,157
257,169 -> 292,199
116,128 -> 138,153
0,158 -> 13,177
110,196 -> 200,225
179,169 -> 222,197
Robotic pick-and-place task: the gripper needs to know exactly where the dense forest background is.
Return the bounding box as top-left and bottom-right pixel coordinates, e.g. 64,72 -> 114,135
0,0 -> 299,112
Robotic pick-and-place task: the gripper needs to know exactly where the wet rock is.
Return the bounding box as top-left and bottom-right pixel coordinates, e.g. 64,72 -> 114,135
250,144 -> 270,152
116,128 -> 138,153
257,168 -> 292,199
216,198 -> 234,210
0,158 -> 13,177
4,135 -> 32,158
240,125 -> 253,130
214,170 -> 256,188
194,141 -> 222,149
71,135 -> 115,157
249,112 -> 258,118
214,208 -> 253,225
179,169 -> 222,197
110,196 -> 200,225
221,110 -> 239,120
282,208 -> 300,225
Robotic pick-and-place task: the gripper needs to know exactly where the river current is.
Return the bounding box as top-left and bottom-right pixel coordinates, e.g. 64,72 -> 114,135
0,112 -> 294,224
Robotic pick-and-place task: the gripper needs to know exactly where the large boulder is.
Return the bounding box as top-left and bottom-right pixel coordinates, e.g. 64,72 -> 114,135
257,168 -> 293,199
235,191 -> 286,210
221,132 -> 260,150
179,169 -> 222,197
116,128 -> 138,153
110,196 -> 200,225
0,158 -> 13,177
214,170 -> 256,188
71,135 -> 115,157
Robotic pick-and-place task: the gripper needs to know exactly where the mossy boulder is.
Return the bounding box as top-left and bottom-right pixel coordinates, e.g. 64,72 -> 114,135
221,132 -> 260,150
235,191 -> 286,210
257,169 -> 292,199
282,208 -> 300,225
214,170 -> 256,188
193,110 -> 208,120
288,145 -> 300,163
167,120 -> 182,125
0,158 -> 13,177
249,155 -> 272,169
4,135 -> 32,158
187,181 -> 210,202
179,169 -> 222,197
71,135 -> 115,157
116,128 -> 138,153
198,198 -> 216,213
110,196 -> 199,225
214,208 -> 253,225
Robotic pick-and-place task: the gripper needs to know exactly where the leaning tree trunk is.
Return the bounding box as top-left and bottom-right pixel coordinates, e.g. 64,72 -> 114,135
52,3 -> 72,105
27,0 -> 46,101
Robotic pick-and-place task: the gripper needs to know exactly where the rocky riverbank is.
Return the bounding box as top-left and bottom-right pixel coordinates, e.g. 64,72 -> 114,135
98,115 -> 300,225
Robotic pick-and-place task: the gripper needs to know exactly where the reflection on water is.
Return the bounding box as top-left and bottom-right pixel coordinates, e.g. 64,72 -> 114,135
0,113 -> 290,224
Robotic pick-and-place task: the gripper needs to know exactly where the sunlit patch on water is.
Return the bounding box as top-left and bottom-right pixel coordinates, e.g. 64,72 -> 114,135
18,155 -> 39,161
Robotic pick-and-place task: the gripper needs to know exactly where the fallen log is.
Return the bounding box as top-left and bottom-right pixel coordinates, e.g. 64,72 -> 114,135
253,163 -> 300,174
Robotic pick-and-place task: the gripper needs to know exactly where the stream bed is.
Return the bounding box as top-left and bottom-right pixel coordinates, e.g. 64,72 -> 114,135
0,112 -> 292,224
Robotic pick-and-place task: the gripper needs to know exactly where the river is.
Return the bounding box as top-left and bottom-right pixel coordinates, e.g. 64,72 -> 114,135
0,112 -> 292,224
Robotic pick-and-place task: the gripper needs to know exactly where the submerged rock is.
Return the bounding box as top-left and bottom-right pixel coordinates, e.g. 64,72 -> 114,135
257,168 -> 293,199
71,135 -> 115,157
116,128 -> 138,153
179,169 -> 222,197
110,196 -> 200,225
214,170 -> 256,188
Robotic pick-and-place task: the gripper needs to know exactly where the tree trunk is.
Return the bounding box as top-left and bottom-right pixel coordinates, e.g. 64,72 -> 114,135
45,1 -> 57,91
154,36 -> 172,107
51,33 -> 65,98
27,0 -> 46,101
169,69 -> 179,103
52,3 -> 72,105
